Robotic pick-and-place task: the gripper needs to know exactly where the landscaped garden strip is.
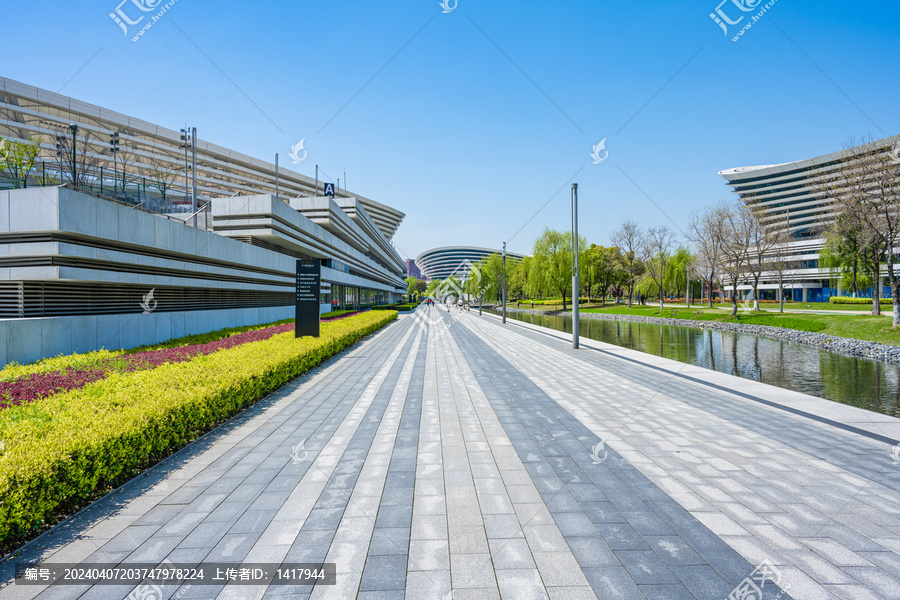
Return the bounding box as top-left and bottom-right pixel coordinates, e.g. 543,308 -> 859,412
0,310 -> 397,548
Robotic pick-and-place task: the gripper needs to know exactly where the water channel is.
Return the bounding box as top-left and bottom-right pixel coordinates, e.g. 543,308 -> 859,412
495,310 -> 900,418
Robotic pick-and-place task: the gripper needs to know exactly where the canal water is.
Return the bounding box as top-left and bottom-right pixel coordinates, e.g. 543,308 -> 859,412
496,310 -> 900,418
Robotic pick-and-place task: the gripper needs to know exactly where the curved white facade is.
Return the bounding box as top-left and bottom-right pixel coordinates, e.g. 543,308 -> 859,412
719,134 -> 900,302
415,246 -> 526,280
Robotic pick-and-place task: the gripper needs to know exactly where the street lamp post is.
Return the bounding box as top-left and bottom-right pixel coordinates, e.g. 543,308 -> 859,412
191,127 -> 198,227
572,183 -> 580,349
502,242 -> 507,324
180,127 -> 191,211
109,132 -> 119,194
69,124 -> 78,185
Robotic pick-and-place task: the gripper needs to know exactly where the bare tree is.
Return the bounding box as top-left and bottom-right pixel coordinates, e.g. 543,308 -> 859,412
146,157 -> 180,203
45,125 -> 102,187
612,221 -> 645,308
745,206 -> 777,310
643,225 -> 676,309
687,203 -> 727,308
809,136 -> 900,320
719,200 -> 754,317
768,212 -> 794,313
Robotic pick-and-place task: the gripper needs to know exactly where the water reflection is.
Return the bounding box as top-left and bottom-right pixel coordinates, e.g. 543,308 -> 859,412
501,311 -> 900,417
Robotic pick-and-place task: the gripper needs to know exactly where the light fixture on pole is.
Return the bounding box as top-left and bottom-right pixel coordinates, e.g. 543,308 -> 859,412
69,124 -> 78,185
571,183 -> 580,350
180,128 -> 191,208
191,127 -> 198,227
502,242 -> 507,324
108,132 -> 120,194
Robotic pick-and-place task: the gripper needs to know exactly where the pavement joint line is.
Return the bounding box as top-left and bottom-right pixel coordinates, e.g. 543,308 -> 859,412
447,310 -> 794,599
435,313 -> 599,598
478,310 -> 900,447
461,310 -> 900,597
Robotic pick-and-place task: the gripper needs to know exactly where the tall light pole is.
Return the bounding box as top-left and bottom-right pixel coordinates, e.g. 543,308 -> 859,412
109,132 -> 120,194
191,127 -> 198,227
275,153 -> 280,202
69,124 -> 78,185
502,241 -> 507,324
686,268 -> 690,308
571,183 -> 580,349
180,127 -> 191,210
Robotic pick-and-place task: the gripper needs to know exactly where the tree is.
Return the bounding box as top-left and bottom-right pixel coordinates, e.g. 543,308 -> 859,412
0,136 -> 41,188
719,200 -> 754,317
531,227 -> 585,311
46,126 -> 102,187
744,207 -> 776,311
643,226 -> 676,309
583,244 -> 621,302
405,276 -> 418,297
147,157 -> 180,203
809,136 -> 899,320
768,212 -> 795,313
612,221 -> 645,308
665,247 -> 693,300
688,203 -> 727,308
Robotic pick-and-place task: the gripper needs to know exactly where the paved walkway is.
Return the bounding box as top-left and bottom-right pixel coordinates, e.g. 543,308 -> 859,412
2,305 -> 900,599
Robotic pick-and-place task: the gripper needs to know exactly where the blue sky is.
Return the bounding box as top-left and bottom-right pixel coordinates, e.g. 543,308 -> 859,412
5,0 -> 899,259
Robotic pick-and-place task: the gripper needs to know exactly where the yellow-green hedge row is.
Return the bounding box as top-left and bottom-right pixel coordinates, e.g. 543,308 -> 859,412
0,310 -> 397,545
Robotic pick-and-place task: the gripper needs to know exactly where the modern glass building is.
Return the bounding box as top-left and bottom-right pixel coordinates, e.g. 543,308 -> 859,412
719,134 -> 900,303
415,246 -> 527,281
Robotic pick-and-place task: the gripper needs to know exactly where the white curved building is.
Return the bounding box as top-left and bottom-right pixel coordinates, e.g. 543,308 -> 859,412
415,246 -> 526,281
719,134 -> 900,303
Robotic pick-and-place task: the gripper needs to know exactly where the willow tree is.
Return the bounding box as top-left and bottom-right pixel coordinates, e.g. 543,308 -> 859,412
531,227 -> 586,311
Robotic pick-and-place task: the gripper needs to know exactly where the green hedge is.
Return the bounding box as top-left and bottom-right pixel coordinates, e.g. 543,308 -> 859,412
829,296 -> 892,305
372,303 -> 418,311
0,311 -> 397,547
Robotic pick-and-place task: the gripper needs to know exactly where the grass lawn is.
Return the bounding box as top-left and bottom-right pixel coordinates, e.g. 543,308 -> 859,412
579,305 -> 900,346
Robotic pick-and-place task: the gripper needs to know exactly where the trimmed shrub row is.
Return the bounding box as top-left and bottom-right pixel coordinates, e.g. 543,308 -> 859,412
829,296 -> 892,305
0,311 -> 397,547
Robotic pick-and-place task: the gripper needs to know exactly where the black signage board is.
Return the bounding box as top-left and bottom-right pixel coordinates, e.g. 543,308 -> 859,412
295,260 -> 321,338
323,182 -> 335,197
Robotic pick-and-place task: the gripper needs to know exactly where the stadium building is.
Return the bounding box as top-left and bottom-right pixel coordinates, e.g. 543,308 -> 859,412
0,76 -> 407,365
415,246 -> 526,281
719,134 -> 900,303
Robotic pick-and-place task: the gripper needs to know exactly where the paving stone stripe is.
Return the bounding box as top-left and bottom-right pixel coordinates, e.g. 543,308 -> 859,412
442,309 -> 788,600
461,310 -> 900,599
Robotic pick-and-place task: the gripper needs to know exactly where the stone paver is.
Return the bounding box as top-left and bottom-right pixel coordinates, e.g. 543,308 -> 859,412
1,305 -> 899,599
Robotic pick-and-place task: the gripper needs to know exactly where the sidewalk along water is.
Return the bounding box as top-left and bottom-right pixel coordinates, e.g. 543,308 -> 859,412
495,310 -> 900,418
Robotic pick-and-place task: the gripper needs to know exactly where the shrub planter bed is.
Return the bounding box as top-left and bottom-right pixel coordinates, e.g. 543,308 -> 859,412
0,310 -> 397,549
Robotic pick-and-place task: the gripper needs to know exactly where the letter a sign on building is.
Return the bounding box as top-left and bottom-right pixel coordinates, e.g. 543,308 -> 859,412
323,182 -> 335,197
295,260 -> 321,338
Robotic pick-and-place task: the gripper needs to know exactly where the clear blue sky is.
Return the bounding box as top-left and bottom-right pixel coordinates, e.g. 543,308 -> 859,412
6,0 -> 899,259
